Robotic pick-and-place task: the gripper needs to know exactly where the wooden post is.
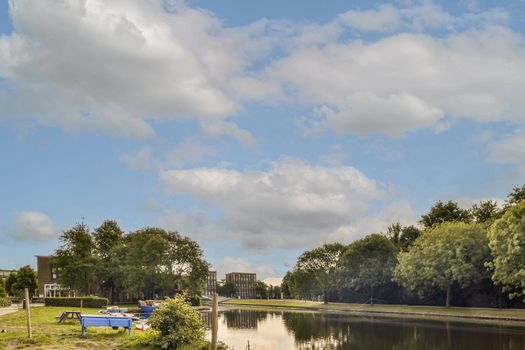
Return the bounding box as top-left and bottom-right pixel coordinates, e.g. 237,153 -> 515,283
24,288 -> 32,338
211,293 -> 219,350
80,298 -> 83,314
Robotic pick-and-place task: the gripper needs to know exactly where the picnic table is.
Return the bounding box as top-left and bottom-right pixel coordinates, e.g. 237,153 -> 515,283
80,314 -> 133,336
58,310 -> 82,324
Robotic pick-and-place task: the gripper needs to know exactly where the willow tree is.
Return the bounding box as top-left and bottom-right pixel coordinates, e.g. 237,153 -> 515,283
394,222 -> 489,307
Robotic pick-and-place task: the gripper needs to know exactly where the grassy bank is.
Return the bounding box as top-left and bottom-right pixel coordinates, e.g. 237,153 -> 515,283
221,299 -> 525,322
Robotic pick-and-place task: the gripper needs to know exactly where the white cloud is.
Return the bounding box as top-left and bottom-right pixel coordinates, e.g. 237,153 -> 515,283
120,147 -> 153,170
159,157 -> 414,250
200,120 -> 255,147
0,0 -> 248,137
213,257 -> 277,280
8,211 -> 56,241
261,24 -> 525,136
320,144 -> 346,165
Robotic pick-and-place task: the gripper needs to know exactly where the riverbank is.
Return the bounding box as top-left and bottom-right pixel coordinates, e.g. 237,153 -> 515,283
221,299 -> 525,322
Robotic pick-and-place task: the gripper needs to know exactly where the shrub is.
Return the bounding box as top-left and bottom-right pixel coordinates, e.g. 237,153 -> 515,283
149,295 -> 205,349
44,296 -> 108,308
185,295 -> 201,307
0,297 -> 10,307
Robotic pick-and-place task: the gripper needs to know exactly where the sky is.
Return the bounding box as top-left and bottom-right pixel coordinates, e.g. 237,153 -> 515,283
1,0 -> 525,282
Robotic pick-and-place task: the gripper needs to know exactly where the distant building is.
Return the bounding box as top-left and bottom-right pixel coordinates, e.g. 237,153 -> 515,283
205,270 -> 217,296
36,256 -> 74,298
0,269 -> 16,279
226,272 -> 256,299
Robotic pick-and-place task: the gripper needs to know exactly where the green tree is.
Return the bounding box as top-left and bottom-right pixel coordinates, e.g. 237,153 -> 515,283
255,281 -> 269,299
338,234 -> 397,304
121,228 -> 209,299
487,201 -> 525,302
295,243 -> 346,304
394,222 -> 489,307
217,280 -> 236,297
471,200 -> 502,226
55,222 -> 98,295
420,200 -> 471,229
93,220 -> 124,301
398,225 -> 421,252
505,184 -> 525,208
148,295 -> 205,349
0,279 -> 7,298
5,272 -> 17,296
281,272 -> 293,299
11,265 -> 38,298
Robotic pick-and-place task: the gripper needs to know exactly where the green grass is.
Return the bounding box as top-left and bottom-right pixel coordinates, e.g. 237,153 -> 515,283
0,306 -> 155,349
221,299 -> 525,322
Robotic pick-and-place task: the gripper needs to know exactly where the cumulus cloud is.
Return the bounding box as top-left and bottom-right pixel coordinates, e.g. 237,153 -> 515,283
0,0 -> 248,137
159,157 -> 414,250
8,211 -> 56,241
213,257 -> 277,280
1,1 -> 524,140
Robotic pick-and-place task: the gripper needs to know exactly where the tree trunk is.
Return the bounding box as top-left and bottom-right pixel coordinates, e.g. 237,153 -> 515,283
445,285 -> 451,308
370,285 -> 374,305
323,288 -> 328,304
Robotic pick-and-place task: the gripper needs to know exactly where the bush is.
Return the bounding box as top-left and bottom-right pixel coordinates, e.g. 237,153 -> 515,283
149,295 -> 205,349
185,295 -> 201,307
0,297 -> 10,307
44,297 -> 108,308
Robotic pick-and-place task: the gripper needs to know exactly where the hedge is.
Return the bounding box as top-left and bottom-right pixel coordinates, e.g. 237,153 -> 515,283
185,295 -> 201,307
44,297 -> 108,308
0,297 -> 10,307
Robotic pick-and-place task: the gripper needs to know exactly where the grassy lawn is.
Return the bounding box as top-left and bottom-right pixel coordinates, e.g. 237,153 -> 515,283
222,299 -> 525,321
0,306 -> 154,350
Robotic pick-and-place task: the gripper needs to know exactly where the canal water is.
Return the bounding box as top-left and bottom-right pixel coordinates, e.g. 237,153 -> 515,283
204,308 -> 525,350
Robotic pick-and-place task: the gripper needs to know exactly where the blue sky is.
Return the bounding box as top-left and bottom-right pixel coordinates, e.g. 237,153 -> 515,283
1,0 -> 524,281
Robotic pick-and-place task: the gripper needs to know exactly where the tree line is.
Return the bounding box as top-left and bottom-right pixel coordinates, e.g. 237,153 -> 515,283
281,185 -> 525,308
53,221 -> 209,301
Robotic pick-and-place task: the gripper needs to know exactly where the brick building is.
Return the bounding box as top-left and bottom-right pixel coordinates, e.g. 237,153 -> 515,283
36,255 -> 74,298
226,272 -> 256,299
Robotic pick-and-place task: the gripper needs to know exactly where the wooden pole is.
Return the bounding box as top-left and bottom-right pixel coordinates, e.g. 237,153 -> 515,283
24,288 -> 32,339
80,298 -> 83,314
211,293 -> 219,350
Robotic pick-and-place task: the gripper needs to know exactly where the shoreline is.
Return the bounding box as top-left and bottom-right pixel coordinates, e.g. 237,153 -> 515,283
221,299 -> 525,323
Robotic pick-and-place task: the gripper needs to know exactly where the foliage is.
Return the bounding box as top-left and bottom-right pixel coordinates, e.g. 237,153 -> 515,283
0,278 -> 7,298
470,200 -> 502,226
394,222 -> 489,307
93,220 -> 124,301
44,296 -> 108,308
295,243 -> 346,303
255,281 -> 269,299
383,223 -> 421,251
148,295 -> 205,349
5,272 -> 17,296
9,266 -> 38,298
217,280 -> 236,297
338,234 -> 397,304
487,201 -> 525,301
55,222 -> 99,295
505,184 -> 525,208
120,227 -> 209,299
0,297 -> 10,307
281,272 -> 293,298
420,200 -> 472,229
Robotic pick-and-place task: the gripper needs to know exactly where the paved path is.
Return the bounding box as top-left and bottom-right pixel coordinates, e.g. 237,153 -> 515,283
0,305 -> 20,317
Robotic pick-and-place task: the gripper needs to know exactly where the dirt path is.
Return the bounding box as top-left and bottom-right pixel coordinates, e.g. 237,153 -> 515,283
0,306 -> 19,317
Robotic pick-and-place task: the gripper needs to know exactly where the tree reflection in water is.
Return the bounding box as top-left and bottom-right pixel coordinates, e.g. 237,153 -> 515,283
209,309 -> 525,349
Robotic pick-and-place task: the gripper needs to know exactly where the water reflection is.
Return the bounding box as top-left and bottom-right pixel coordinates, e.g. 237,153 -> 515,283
207,308 -> 525,350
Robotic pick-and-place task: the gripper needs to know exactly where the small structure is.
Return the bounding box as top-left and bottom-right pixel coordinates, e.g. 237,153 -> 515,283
0,269 -> 15,279
226,272 -> 256,299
